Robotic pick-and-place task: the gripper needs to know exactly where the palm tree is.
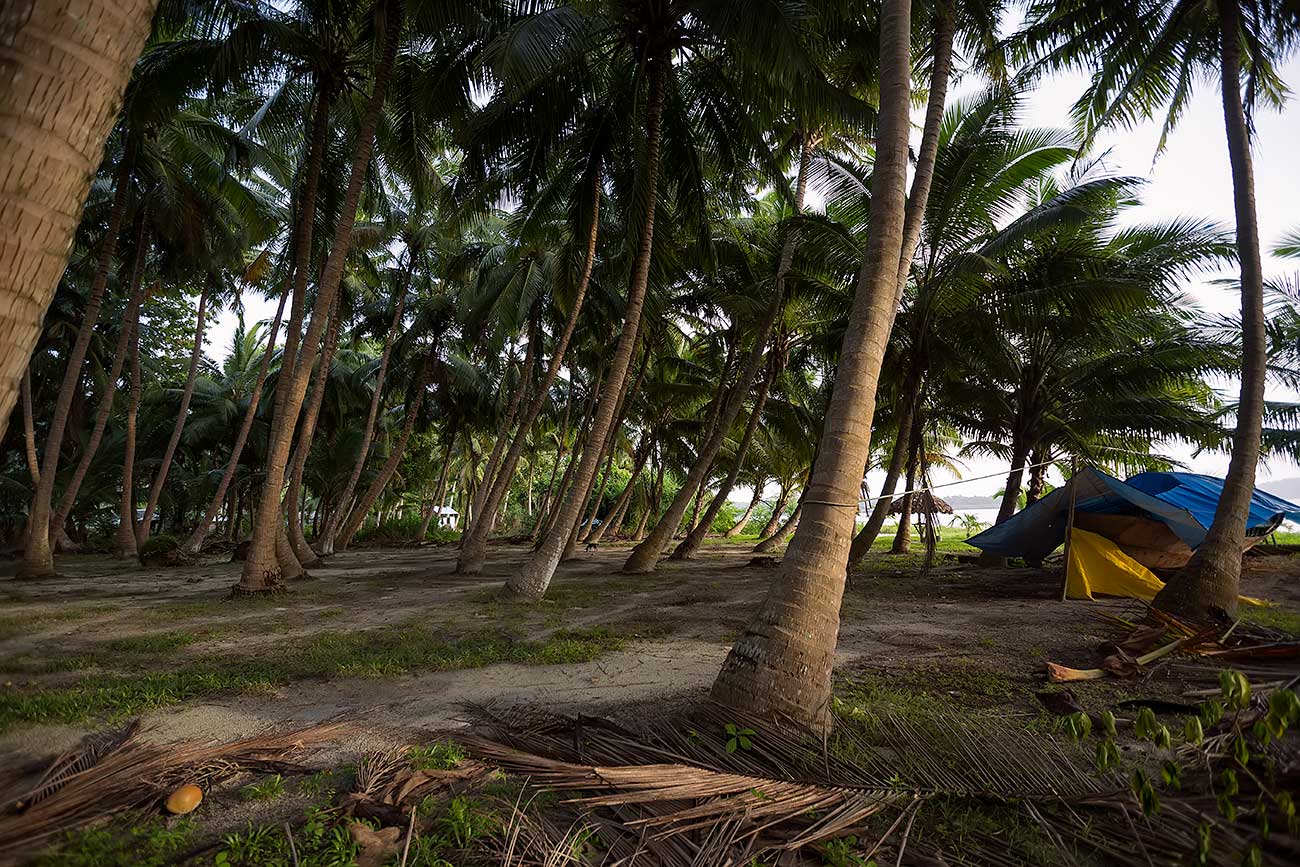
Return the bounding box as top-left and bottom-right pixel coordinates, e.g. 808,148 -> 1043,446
1017,0 -> 1298,619
709,0 -> 919,732
0,0 -> 158,445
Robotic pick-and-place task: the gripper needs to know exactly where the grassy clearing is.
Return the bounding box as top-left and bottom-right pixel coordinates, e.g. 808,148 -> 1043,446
1241,604 -> 1300,636
0,604 -> 121,641
0,625 -> 631,733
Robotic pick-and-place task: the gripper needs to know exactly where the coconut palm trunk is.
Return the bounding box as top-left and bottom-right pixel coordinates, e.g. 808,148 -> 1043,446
335,355 -> 434,550
753,495 -> 803,554
183,286 -> 289,554
457,174 -> 602,574
20,372 -> 39,485
19,139 -> 137,576
623,133 -> 814,574
50,216 -> 151,541
417,432 -> 456,540
0,0 -> 156,447
115,318 -> 143,559
285,294 -> 344,566
136,283 -> 210,547
504,56 -> 668,600
891,445 -> 919,554
847,386 -> 917,567
535,366 -> 602,547
586,435 -> 653,544
757,486 -> 789,539
319,279 -> 408,556
1154,0 -> 1267,621
674,359 -> 775,559
725,483 -> 764,538
709,0 -> 915,732
235,2 -> 400,595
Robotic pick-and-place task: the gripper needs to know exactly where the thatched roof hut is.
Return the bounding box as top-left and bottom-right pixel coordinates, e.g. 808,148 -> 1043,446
888,491 -> 953,515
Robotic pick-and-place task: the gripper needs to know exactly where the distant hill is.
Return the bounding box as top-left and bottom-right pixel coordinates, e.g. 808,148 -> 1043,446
1262,477 -> 1300,502
945,494 -> 1002,509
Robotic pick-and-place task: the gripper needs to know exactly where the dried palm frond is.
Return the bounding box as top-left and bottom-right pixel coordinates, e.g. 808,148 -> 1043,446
0,721 -> 346,861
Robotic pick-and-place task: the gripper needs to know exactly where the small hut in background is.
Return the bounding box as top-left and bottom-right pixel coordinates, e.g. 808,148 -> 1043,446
888,491 -> 953,519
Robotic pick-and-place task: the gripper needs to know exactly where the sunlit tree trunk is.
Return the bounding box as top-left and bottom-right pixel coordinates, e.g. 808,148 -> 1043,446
586,435 -> 652,545
459,175 -> 603,573
753,489 -> 805,554
1154,0 -> 1266,622
1025,448 -> 1048,506
506,57 -> 668,600
115,318 -> 142,559
136,283 -> 209,547
20,372 -> 39,486
710,0 -> 915,732
236,1 -> 400,595
725,483 -> 764,538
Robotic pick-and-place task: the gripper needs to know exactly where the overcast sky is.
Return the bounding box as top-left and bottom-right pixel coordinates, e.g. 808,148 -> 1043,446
206,54 -> 1300,498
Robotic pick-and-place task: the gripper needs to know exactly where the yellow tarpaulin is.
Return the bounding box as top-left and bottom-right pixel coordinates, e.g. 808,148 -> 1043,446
1066,528 -> 1267,606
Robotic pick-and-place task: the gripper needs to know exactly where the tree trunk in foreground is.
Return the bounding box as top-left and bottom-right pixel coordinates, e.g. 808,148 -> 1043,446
335,356 -> 433,550
1154,0 -> 1266,622
725,484 -> 764,538
235,3 -> 399,595
458,175 -> 602,573
710,0 -> 914,733
115,318 -> 142,559
0,0 -> 156,445
137,285 -> 210,547
183,288 -> 288,553
321,281 -> 408,555
51,217 -> 151,541
505,56 -> 667,600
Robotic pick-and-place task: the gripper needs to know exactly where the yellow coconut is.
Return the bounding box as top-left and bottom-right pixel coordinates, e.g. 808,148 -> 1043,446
164,784 -> 203,815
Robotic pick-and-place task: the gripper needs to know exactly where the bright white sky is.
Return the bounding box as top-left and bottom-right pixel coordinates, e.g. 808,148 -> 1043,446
208,54 -> 1300,500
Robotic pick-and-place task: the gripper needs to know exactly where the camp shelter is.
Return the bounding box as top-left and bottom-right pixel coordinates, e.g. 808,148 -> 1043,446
966,468 -> 1300,572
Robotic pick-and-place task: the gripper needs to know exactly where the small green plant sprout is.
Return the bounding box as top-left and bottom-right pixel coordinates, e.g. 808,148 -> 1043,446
724,722 -> 755,753
239,774 -> 285,802
819,835 -> 878,867
407,741 -> 467,770
1134,707 -> 1172,749
1062,711 -> 1091,741
1099,709 -> 1117,737
1184,716 -> 1204,745
435,795 -> 496,848
1131,769 -> 1160,816
1160,759 -> 1182,789
1095,738 -> 1120,773
1220,669 -> 1252,711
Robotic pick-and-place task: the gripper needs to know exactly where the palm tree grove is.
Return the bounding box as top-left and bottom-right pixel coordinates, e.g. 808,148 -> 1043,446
4,0 -> 1300,863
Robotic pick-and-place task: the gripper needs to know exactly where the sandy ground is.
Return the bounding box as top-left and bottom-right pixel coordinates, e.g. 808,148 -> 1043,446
2,540 -> 1298,770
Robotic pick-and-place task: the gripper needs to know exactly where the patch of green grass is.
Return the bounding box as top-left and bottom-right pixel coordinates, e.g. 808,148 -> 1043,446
31,817 -> 195,867
911,798 -> 1068,864
0,651 -> 100,674
239,773 -> 286,802
0,626 -> 629,733
1241,604 -> 1300,636
104,630 -> 199,654
295,769 -> 336,798
409,741 -> 467,770
0,605 -> 119,641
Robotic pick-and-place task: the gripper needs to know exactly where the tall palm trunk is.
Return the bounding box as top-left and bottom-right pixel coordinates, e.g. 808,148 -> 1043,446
0,0 -> 156,444
847,384 -> 918,568
136,284 -> 210,547
284,294 -> 343,566
1154,0 -> 1266,621
753,494 -> 803,554
336,356 -> 434,550
505,56 -> 668,600
183,287 -> 289,554
710,0 -> 915,733
586,435 -> 653,544
890,442 -> 919,554
321,279 -> 409,555
50,216 -> 151,541
20,372 -> 39,486
236,2 -> 400,595
1025,448 -> 1047,505
115,318 -> 143,559
725,483 -> 764,538
458,174 -> 602,574
757,485 -> 790,539
624,135 -> 814,574
417,432 -> 456,540
674,359 -> 776,559
20,139 -> 137,576
535,367 -> 602,547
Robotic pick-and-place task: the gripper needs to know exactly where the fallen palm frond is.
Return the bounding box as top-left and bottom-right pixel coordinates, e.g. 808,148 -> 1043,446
0,721 -> 346,860
454,703 -> 1299,866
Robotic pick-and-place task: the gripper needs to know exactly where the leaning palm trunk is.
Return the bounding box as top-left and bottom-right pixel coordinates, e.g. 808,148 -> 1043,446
285,295 -> 344,566
51,216 -> 150,541
320,284 -> 408,556
19,139 -> 136,577
505,58 -> 668,600
1154,0 -> 1267,622
535,368 -> 602,547
710,0 -> 915,733
586,435 -> 653,545
183,288 -> 289,554
457,174 -> 602,574
752,491 -> 804,554
624,134 -> 814,574
136,285 -> 210,547
115,319 -> 142,559
20,372 -> 39,485
674,360 -> 776,560
417,434 -> 456,541
725,483 -> 764,538
757,486 -> 789,539
335,356 -> 434,550
236,3 -> 400,595
846,391 -> 916,568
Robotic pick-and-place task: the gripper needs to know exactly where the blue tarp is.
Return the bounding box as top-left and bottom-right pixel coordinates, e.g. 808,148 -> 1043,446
965,468 -> 1300,562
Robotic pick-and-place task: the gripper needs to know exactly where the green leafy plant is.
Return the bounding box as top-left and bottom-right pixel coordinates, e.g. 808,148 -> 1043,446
408,741 -> 466,770
724,722 -> 755,753
239,774 -> 285,802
